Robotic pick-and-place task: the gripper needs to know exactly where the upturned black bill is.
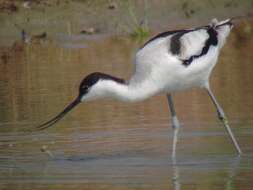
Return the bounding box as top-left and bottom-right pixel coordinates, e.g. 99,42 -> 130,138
36,98 -> 80,130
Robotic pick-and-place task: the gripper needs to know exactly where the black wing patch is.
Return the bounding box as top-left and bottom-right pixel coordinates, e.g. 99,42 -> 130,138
140,25 -> 218,66
140,25 -> 209,50
170,31 -> 188,55
182,27 -> 218,66
140,29 -> 189,49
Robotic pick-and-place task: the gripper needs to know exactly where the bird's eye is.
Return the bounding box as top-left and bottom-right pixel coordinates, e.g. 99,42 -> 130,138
83,86 -> 89,90
80,85 -> 89,92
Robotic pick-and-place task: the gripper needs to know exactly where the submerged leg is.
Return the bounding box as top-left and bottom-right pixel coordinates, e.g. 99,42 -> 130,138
205,86 -> 242,154
166,94 -> 180,158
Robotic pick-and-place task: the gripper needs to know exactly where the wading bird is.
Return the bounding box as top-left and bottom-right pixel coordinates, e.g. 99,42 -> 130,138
36,18 -> 242,157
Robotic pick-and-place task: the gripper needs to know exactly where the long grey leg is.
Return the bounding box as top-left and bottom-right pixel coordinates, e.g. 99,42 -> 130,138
167,94 -> 180,158
205,86 -> 242,154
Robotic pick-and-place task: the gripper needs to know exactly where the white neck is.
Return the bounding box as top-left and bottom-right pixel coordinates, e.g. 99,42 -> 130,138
86,78 -> 160,103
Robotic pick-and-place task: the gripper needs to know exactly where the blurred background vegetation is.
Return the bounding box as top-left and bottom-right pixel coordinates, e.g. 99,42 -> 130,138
0,0 -> 252,45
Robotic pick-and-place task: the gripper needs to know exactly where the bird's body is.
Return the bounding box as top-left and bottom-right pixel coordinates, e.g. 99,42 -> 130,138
36,18 -> 242,156
84,19 -> 229,102
132,30 -> 218,93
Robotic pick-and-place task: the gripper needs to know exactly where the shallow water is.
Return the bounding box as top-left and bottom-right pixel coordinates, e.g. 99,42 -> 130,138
0,24 -> 253,189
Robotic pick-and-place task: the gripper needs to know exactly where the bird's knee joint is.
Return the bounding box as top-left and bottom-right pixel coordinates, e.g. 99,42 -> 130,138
217,108 -> 225,119
172,116 -> 180,129
218,114 -> 228,125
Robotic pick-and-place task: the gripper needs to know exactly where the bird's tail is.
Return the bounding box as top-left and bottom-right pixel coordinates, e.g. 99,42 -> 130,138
231,14 -> 253,23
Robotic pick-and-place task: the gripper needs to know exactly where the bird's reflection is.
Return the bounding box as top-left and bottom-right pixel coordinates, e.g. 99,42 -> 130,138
171,155 -> 241,190
225,155 -> 241,190
172,156 -> 181,190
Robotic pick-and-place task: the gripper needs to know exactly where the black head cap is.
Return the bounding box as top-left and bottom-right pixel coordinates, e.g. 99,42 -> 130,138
79,72 -> 125,96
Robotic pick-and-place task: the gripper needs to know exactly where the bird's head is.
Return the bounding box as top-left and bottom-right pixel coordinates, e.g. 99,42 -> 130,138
211,18 -> 233,48
79,72 -> 125,101
36,72 -> 125,130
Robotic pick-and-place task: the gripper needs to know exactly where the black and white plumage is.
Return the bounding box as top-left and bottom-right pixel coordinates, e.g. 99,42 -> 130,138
36,19 -> 242,156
